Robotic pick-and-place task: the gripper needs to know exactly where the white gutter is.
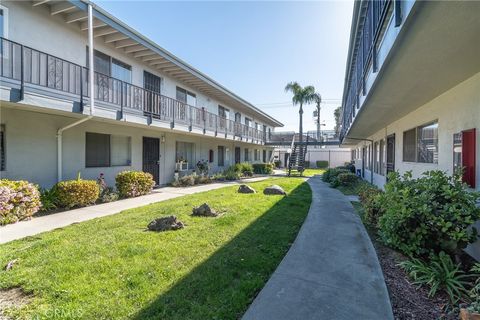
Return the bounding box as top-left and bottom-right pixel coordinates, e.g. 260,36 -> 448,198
56,4 -> 95,182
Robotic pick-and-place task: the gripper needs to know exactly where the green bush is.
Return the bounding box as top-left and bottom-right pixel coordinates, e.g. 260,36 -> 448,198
116,171 -> 154,198
98,187 -> 119,203
39,187 -> 58,212
357,184 -> 384,226
399,252 -> 470,304
234,162 -> 253,176
55,179 -> 99,209
224,166 -> 241,181
334,172 -> 358,186
316,160 -> 328,169
467,263 -> 480,313
303,161 -> 310,168
378,171 -> 480,257
252,163 -> 274,174
274,160 -> 281,168
322,168 -> 350,183
0,179 -> 41,225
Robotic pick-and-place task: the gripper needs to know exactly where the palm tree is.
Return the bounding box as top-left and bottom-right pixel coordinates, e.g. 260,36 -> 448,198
312,92 -> 322,142
284,82 -> 316,144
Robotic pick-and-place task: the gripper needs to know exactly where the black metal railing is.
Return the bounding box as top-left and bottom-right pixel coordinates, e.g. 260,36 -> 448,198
340,0 -> 395,141
0,37 -> 265,142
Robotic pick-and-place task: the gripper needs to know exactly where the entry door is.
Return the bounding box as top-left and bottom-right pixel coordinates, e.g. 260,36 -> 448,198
144,71 -> 162,117
462,129 -> 476,188
386,134 -> 396,176
235,147 -> 241,164
143,137 -> 160,185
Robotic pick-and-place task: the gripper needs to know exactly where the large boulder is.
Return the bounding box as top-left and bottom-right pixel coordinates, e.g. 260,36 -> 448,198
192,203 -> 218,217
238,184 -> 256,194
263,185 -> 287,196
148,215 -> 184,232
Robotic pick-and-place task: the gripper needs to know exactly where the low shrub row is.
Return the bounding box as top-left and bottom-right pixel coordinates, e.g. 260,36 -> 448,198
0,179 -> 41,225
171,174 -> 212,187
321,168 -> 351,184
252,163 -> 274,174
316,160 -> 328,169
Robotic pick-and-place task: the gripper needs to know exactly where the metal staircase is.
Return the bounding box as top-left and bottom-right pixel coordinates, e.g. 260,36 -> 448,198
287,136 -> 309,176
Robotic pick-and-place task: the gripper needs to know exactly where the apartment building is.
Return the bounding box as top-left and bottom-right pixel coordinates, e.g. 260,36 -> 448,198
340,0 -> 480,190
0,0 -> 282,187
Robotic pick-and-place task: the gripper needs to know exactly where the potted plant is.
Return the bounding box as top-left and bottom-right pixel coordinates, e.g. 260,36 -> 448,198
196,159 -> 209,176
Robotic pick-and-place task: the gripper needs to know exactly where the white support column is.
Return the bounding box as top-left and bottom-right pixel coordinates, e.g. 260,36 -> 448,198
88,3 -> 95,115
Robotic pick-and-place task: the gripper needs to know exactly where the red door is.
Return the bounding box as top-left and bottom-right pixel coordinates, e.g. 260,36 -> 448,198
462,129 -> 476,188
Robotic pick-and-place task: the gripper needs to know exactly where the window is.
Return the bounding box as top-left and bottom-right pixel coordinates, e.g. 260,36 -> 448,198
403,121 -> 438,163
245,118 -> 251,127
453,132 -> 462,173
379,139 -> 385,175
209,149 -> 214,163
218,146 -> 225,166
111,58 -> 131,83
0,125 -> 5,171
244,148 -> 249,161
86,133 -> 131,167
0,7 -> 5,38
235,112 -> 241,122
218,106 -> 229,119
87,49 -> 132,83
254,149 -> 259,161
263,150 -> 266,162
176,87 -> 196,106
176,141 -> 195,164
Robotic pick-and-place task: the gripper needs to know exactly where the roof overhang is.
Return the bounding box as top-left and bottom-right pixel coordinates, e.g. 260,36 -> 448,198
345,1 -> 480,139
34,0 -> 283,127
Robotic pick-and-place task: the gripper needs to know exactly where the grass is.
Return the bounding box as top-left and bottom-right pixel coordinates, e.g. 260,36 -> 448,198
0,178 -> 311,320
283,168 -> 326,177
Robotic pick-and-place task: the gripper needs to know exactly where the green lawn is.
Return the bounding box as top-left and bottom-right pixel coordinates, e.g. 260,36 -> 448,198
0,178 -> 311,320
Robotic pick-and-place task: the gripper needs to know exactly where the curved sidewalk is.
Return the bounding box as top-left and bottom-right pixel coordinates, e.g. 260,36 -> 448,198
243,176 -> 393,320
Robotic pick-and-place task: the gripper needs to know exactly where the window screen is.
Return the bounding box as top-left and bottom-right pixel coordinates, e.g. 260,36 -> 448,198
111,135 -> 131,166
403,128 -> 416,162
176,141 -> 195,164
244,148 -> 249,161
111,58 -> 131,83
86,132 -> 110,167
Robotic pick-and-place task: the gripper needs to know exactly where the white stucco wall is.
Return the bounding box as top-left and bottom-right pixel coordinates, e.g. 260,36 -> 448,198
1,1 -> 273,132
0,107 -> 272,188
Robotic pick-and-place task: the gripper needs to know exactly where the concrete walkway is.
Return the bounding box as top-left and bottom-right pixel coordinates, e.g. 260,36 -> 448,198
0,177 -> 268,244
242,176 -> 393,320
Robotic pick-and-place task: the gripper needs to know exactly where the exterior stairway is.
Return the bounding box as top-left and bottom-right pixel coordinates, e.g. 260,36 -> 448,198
287,136 -> 309,176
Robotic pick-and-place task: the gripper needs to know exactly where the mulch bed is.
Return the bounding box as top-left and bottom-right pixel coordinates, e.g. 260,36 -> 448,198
369,234 -> 457,319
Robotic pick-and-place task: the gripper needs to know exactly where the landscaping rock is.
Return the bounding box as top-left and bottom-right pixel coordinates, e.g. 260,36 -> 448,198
192,203 -> 218,217
147,215 -> 184,232
263,185 -> 287,196
238,184 -> 256,194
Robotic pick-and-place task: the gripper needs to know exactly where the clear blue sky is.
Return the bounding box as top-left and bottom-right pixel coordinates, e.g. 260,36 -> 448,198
96,0 -> 354,131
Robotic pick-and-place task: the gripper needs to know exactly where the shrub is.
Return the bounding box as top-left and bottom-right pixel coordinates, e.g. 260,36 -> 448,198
252,163 -> 274,174
56,179 -> 99,209
98,187 -> 119,203
224,166 -> 241,181
316,160 -> 328,169
357,184 -> 384,226
39,187 -> 58,212
303,161 -> 310,168
322,168 -> 350,183
179,175 -> 195,187
116,171 -> 154,198
467,264 -> 480,313
0,180 -> 41,225
378,171 -> 480,257
274,160 -> 281,168
337,162 -> 355,173
335,172 -> 358,186
234,162 -> 254,176
399,252 -> 470,304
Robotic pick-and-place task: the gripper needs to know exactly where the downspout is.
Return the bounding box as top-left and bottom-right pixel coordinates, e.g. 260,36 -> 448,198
57,3 -> 95,182
346,137 -> 374,185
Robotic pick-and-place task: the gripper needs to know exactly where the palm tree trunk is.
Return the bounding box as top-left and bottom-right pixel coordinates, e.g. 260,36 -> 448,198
299,103 -> 303,145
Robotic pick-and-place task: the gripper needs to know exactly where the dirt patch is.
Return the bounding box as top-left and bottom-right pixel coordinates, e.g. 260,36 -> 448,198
0,287 -> 31,319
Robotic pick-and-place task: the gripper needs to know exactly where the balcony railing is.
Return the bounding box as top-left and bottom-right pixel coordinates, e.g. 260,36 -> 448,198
340,0 -> 396,141
0,37 -> 265,143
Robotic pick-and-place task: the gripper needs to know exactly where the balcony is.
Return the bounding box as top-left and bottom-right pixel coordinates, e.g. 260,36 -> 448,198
0,37 -> 266,143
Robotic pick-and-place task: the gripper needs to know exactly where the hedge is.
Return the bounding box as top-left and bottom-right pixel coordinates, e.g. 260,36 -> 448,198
252,163 -> 274,174
0,179 -> 41,225
316,160 -> 328,168
55,179 -> 99,209
116,171 -> 155,198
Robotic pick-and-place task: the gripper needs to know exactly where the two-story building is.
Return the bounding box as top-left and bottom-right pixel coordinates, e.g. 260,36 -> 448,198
0,0 -> 283,187
340,0 -> 480,190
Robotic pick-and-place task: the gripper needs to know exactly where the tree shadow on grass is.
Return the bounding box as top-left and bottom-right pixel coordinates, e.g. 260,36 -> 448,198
133,182 -> 312,320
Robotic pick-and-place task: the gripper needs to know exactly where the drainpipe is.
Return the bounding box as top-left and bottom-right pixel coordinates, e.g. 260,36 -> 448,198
56,4 -> 95,182
346,137 -> 374,185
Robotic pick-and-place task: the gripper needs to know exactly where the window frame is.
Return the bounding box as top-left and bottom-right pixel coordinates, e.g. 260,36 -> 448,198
218,146 -> 225,167
85,132 -> 132,168
0,5 -> 9,39
86,48 -> 132,83
402,121 -> 438,164
0,124 -> 5,171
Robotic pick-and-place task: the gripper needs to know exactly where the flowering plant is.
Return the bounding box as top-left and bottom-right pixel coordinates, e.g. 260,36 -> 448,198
196,160 -> 209,175
0,179 -> 41,225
